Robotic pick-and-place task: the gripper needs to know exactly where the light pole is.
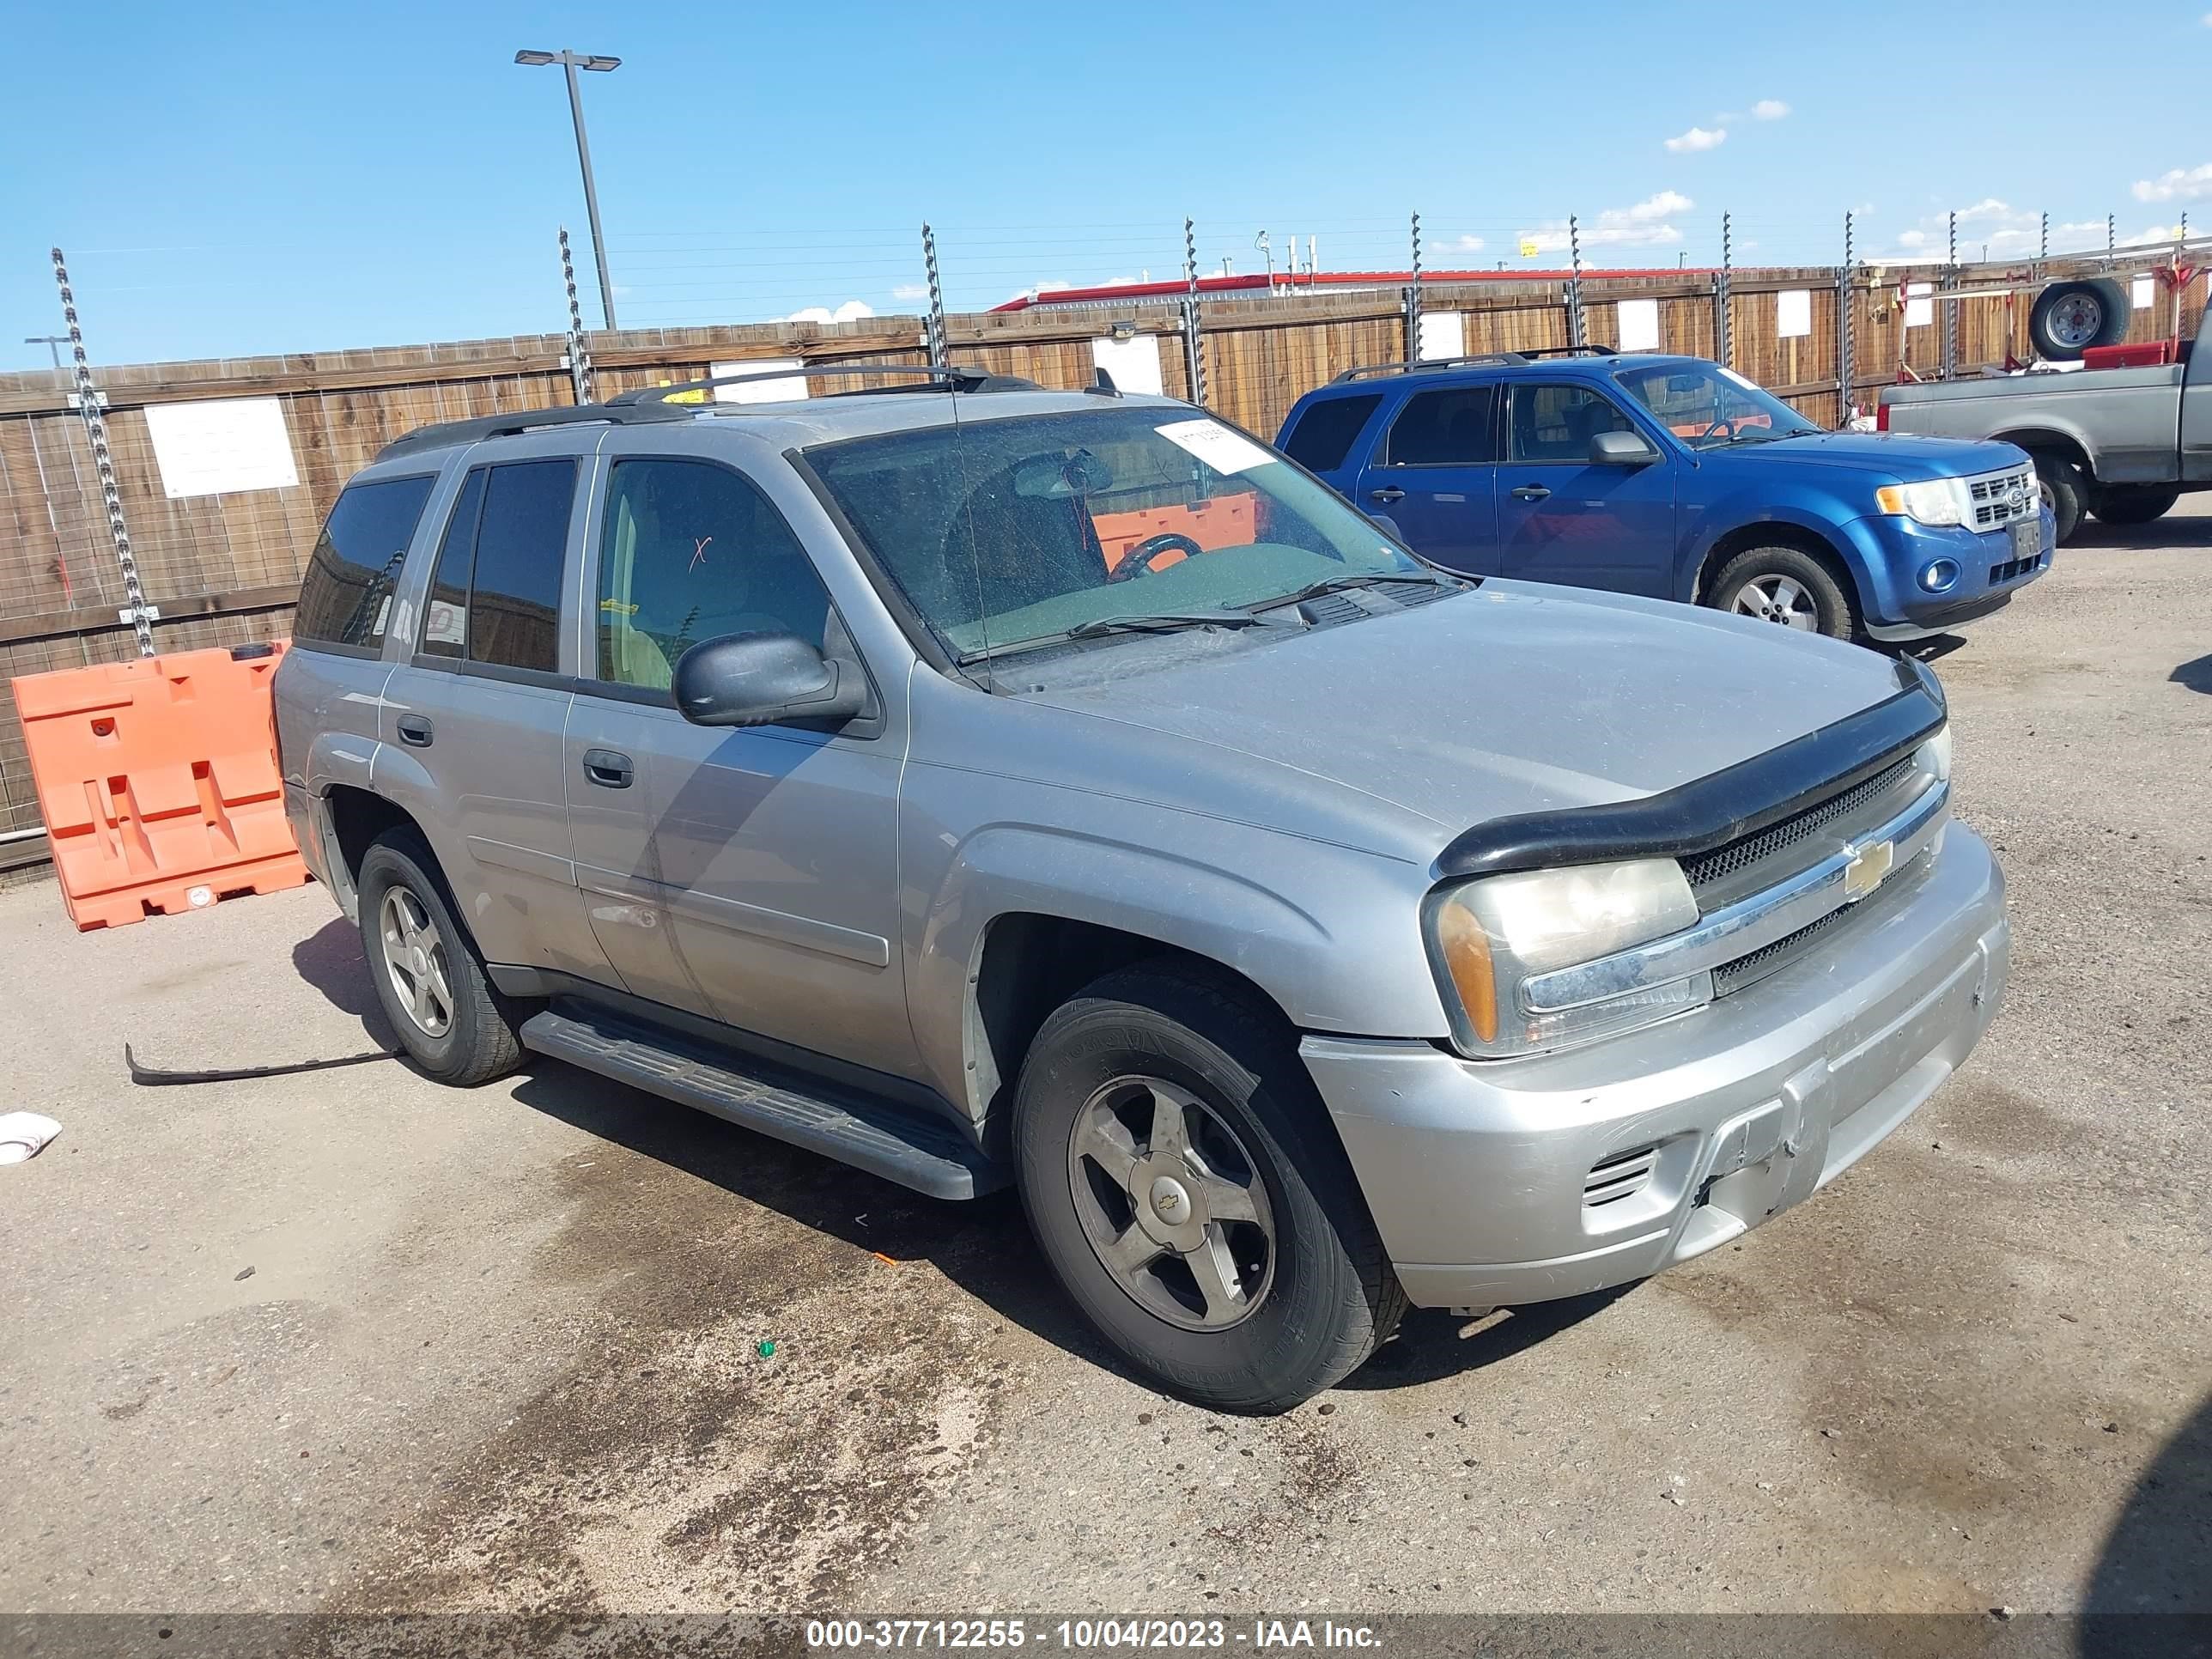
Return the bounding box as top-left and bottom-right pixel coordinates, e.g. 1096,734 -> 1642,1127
514,48 -> 622,331
24,334 -> 67,370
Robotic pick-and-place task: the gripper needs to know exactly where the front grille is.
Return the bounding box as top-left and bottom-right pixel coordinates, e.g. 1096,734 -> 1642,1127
1680,758 -> 1917,899
1712,905 -> 1851,996
1988,553 -> 2045,586
1584,1145 -> 1660,1208
1967,465 -> 2037,531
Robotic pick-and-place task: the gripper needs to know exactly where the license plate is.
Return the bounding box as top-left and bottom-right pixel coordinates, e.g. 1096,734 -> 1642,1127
2010,519 -> 2042,559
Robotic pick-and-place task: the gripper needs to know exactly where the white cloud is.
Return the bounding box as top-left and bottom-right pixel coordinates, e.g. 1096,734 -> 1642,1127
1664,125 -> 1727,154
1518,191 -> 1694,255
1453,234 -> 1486,252
2133,161 -> 2212,203
1750,99 -> 1790,120
890,283 -> 928,301
786,300 -> 875,325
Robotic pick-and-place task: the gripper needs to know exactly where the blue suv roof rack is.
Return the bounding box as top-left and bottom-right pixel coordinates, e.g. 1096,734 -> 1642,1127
1331,344 -> 1620,383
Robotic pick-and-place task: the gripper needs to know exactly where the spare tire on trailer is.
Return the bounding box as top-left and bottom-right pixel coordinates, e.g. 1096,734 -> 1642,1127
2028,279 -> 2132,362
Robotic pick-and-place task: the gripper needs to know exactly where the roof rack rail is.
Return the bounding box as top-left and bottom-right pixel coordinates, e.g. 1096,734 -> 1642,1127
375,402 -> 690,460
607,362 -> 1039,405
1329,344 -> 1620,382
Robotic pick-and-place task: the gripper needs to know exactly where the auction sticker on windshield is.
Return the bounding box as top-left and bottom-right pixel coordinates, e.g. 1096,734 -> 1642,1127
1156,418 -> 1273,476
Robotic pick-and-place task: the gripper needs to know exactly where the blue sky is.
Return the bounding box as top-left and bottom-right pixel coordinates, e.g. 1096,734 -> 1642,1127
3,0 -> 2209,370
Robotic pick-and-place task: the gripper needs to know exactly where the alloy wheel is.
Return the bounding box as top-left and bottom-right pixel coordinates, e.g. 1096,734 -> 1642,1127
1066,1075 -> 1275,1331
379,886 -> 455,1037
1734,574 -> 1820,630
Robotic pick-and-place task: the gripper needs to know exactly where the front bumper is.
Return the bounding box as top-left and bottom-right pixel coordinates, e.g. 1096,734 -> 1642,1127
1845,508 -> 2055,640
1304,823 -> 2008,1309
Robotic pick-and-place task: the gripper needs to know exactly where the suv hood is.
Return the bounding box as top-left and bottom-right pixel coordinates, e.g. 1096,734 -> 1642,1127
1712,430 -> 2025,478
1022,583 -> 1911,858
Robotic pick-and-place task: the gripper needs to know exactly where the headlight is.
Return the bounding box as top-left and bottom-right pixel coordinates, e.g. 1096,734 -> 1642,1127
1874,477 -> 1972,527
1917,723 -> 1952,783
1425,859 -> 1705,1059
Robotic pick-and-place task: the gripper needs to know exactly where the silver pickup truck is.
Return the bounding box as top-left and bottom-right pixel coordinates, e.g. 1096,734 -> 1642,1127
275,368 -> 2008,1413
1879,313 -> 2209,542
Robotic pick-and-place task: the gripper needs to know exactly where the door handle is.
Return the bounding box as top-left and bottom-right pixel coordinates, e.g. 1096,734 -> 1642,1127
1510,484 -> 1553,502
581,748 -> 635,789
1369,486 -> 1406,503
395,714 -> 434,747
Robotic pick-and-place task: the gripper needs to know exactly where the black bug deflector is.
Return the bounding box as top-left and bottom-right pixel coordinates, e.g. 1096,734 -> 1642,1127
1435,655 -> 1948,881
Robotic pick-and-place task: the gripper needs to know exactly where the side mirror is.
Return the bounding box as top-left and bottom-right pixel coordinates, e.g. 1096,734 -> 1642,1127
1589,428 -> 1662,466
673,633 -> 866,728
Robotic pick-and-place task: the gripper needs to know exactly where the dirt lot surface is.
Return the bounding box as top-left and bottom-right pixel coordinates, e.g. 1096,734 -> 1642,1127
3,505 -> 2207,1626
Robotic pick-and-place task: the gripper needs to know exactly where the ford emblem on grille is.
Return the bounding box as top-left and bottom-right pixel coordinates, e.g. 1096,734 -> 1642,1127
2005,481 -> 2027,513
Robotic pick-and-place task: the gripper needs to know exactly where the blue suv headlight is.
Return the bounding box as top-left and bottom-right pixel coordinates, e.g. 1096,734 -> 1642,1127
1875,477 -> 1973,527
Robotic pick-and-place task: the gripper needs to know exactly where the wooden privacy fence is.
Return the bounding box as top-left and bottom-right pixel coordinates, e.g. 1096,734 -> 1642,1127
1,252 -> 2203,868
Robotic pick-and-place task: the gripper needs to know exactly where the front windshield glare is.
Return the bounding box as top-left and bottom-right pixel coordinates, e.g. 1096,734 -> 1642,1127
1615,363 -> 1819,448
804,408 -> 1423,657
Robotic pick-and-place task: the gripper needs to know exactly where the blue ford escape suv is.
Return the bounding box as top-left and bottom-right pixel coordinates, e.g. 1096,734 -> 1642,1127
1277,348 -> 2053,641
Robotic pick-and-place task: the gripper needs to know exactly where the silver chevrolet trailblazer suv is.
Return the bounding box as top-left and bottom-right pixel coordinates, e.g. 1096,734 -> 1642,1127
275,365 -> 2008,1413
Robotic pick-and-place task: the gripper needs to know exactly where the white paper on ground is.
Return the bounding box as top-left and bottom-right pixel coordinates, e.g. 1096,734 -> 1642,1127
1091,335 -> 1166,396
1905,283 -> 1934,328
1776,289 -> 1813,339
1615,297 -> 1661,352
1416,310 -> 1466,362
712,358 -> 810,403
0,1112 -> 62,1165
143,398 -> 299,499
1155,418 -> 1273,476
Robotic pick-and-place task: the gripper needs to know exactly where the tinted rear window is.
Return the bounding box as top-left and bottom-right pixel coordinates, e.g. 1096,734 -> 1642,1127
1279,394 -> 1382,472
413,460 -> 575,673
293,475 -> 436,651
1384,386 -> 1499,465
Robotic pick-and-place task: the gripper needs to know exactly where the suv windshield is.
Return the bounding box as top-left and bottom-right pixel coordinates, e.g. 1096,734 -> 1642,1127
804,407 -> 1425,659
1615,362 -> 1821,449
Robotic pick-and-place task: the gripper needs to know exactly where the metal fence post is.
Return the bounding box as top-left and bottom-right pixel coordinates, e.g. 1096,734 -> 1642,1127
2105,215 -> 2115,268
921,222 -> 947,370
1566,216 -> 1585,348
1941,210 -> 1959,381
1182,216 -> 1207,408
1837,211 -> 1855,422
558,227 -> 595,404
2038,210 -> 2049,278
51,247 -> 155,657
1716,211 -> 1734,370
1404,211 -> 1424,360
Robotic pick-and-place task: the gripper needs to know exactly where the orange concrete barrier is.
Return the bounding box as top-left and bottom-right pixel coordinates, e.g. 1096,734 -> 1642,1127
12,643 -> 308,930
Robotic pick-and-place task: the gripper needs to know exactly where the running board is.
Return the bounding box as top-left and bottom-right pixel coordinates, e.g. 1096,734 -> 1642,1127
519,1004 -> 1005,1200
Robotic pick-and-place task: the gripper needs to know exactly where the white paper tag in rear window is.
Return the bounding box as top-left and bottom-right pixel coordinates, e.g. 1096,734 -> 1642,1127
1155,418 -> 1273,476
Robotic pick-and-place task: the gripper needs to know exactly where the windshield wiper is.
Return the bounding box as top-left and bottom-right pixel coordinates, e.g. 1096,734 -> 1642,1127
955,610 -> 1262,667
1249,569 -> 1457,613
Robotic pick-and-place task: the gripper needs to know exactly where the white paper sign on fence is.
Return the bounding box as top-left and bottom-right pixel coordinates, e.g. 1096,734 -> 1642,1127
1091,334 -> 1166,397
143,398 -> 300,499
1416,310 -> 1466,362
2131,276 -> 2155,311
1905,283 -> 1934,328
1615,298 -> 1660,352
1776,289 -> 1813,339
712,359 -> 810,403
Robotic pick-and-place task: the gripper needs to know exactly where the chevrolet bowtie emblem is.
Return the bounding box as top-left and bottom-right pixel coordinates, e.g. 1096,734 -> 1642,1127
1844,839 -> 1895,901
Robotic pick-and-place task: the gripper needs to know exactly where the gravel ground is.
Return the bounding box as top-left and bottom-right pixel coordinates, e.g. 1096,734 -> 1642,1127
2,504 -> 2206,1624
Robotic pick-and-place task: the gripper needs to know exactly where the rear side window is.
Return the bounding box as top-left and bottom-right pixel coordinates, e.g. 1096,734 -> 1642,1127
1383,386 -> 1499,465
1280,394 -> 1382,472
416,459 -> 578,674
294,475 -> 436,651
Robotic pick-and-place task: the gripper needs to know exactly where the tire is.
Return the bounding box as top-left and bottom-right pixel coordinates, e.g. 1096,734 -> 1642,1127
2027,279 -> 2130,362
356,829 -> 526,1086
1706,544 -> 1859,641
2032,454 -> 2088,544
2091,485 -> 2179,526
1012,961 -> 1406,1414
